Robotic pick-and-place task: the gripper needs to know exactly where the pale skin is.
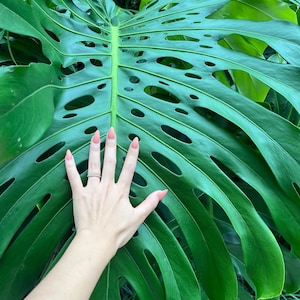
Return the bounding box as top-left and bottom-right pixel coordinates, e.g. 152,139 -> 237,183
25,127 -> 168,300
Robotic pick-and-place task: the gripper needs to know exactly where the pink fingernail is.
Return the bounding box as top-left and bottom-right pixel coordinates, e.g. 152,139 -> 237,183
131,137 -> 139,149
65,149 -> 73,161
158,189 -> 168,200
107,127 -> 115,139
92,130 -> 100,144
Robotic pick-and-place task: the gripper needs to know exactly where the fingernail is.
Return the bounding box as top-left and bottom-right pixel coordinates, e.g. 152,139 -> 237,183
107,127 -> 115,139
65,149 -> 73,161
131,137 -> 139,149
92,130 -> 100,144
158,189 -> 168,200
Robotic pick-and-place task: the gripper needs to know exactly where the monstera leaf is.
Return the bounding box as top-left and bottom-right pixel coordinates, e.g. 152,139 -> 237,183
0,0 -> 300,299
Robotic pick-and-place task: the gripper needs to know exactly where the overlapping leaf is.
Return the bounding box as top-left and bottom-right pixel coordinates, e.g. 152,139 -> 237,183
0,0 -> 300,299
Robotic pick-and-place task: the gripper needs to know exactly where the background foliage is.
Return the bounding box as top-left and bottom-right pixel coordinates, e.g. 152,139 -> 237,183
0,0 -> 300,299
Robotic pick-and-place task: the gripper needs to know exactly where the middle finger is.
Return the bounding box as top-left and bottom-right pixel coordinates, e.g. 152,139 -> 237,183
101,127 -> 116,183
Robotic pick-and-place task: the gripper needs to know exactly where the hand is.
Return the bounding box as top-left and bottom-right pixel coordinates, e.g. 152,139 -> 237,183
25,128 -> 167,300
65,127 -> 168,252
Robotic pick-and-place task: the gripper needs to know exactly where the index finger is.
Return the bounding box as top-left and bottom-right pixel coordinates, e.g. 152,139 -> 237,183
65,150 -> 83,193
117,137 -> 139,190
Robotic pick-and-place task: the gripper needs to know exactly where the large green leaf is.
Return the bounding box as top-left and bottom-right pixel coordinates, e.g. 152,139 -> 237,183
0,0 -> 300,299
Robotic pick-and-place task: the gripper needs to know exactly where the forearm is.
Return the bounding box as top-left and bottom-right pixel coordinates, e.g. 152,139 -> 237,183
25,232 -> 117,300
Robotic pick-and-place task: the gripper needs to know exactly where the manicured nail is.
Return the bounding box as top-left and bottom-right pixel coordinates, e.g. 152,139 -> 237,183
107,127 -> 115,139
92,130 -> 100,144
158,189 -> 168,200
65,149 -> 73,161
131,137 -> 139,149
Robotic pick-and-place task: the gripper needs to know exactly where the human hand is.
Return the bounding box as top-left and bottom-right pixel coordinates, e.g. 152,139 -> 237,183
65,128 -> 168,252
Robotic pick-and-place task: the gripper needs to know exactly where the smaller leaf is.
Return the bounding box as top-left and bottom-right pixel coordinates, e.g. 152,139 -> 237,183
0,63 -> 56,164
282,246 -> 300,294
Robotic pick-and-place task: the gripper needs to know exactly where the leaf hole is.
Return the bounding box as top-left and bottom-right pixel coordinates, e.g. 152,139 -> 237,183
157,56 -> 193,70
102,43 -> 108,48
199,44 -> 213,49
129,76 -> 140,84
144,250 -> 162,279
144,86 -> 180,103
76,159 -> 88,175
152,152 -> 182,176
124,87 -> 134,92
145,0 -> 159,9
156,202 -> 192,256
159,2 -> 179,12
90,59 -> 103,67
136,59 -> 147,64
263,46 -> 277,59
88,25 -> 101,34
131,108 -> 145,117
210,156 -> 235,178
162,17 -> 185,24
129,189 -> 137,198
8,205 -> 39,247
134,51 -> 144,57
54,6 -> 68,15
293,183 -> 300,198
80,41 -> 95,48
61,62 -> 85,75
165,35 -> 199,42
65,95 -> 95,110
44,29 -> 60,42
84,126 -> 98,134
36,193 -> 52,210
190,94 -> 199,100
97,83 -> 107,90
36,142 -> 65,162
63,113 -> 77,119
204,34 -> 212,38
119,277 -> 136,299
0,178 -> 15,196
161,125 -> 192,144
175,108 -> 188,115
185,73 -> 202,80
159,81 -> 169,86
132,172 -> 147,187
139,36 -> 150,40
205,61 -> 216,67
49,1 -> 67,14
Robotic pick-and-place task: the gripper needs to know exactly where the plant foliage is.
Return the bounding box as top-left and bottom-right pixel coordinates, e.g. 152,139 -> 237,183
0,0 -> 300,299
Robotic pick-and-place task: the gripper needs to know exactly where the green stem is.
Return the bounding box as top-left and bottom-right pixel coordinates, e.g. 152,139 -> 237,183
207,196 -> 214,217
6,31 -> 17,65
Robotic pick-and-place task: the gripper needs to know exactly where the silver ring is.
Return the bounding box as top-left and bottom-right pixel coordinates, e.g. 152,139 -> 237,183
87,173 -> 101,178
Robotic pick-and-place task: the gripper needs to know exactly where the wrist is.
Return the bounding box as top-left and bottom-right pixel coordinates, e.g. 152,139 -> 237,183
73,230 -> 118,260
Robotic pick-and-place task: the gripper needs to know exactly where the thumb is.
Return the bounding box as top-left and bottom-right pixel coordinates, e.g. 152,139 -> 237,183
134,189 -> 168,222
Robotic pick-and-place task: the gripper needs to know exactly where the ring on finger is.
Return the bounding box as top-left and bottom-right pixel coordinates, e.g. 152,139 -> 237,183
87,173 -> 101,178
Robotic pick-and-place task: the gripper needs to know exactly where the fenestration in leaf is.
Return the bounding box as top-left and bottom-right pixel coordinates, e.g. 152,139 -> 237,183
0,0 -> 299,299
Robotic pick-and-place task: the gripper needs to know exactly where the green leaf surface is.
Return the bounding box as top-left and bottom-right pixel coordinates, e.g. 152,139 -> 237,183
0,0 -> 300,299
209,0 -> 297,23
0,63 -> 56,163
